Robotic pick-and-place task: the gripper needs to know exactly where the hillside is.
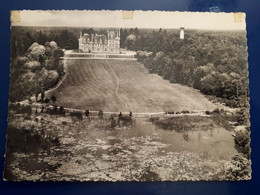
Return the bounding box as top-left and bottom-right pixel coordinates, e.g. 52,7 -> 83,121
49,58 -> 215,112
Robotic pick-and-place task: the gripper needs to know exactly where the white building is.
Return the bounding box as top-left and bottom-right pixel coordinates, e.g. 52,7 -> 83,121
180,27 -> 185,39
78,29 -> 120,53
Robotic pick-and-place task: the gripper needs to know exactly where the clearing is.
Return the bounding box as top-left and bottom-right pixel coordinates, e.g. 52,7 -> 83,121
49,58 -> 215,112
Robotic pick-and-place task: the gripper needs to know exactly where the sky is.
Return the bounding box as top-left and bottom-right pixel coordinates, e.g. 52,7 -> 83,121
11,10 -> 246,30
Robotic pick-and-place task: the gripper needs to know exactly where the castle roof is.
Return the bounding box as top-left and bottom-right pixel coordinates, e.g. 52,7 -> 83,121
82,33 -> 107,42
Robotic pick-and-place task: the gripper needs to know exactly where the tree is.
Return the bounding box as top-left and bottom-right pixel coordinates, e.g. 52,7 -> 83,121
85,110 -> 90,117
51,95 -> 57,103
58,30 -> 78,49
49,41 -> 58,49
125,34 -> 136,50
35,69 -> 59,101
25,61 -> 41,72
30,44 -> 45,60
28,42 -> 40,52
98,109 -> 104,119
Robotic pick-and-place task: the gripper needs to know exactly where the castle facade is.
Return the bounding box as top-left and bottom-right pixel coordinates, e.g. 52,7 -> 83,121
78,29 -> 120,53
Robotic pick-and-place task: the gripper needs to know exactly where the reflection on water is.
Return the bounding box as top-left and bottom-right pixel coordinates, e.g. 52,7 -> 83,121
84,118 -> 237,161
5,115 -> 237,181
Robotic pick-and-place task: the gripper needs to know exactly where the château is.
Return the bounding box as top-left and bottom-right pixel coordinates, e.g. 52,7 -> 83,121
78,29 -> 120,53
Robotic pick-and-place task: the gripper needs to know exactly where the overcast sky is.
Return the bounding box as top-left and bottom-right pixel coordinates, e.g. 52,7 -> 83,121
12,10 -> 246,30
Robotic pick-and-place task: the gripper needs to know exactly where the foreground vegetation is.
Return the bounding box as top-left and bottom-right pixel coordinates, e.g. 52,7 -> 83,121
4,104 -> 251,181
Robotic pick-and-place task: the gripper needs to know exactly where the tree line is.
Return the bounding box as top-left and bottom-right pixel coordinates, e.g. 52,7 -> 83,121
10,26 -> 137,59
9,40 -> 65,102
11,27 -> 79,59
133,29 -> 249,108
10,27 -> 249,107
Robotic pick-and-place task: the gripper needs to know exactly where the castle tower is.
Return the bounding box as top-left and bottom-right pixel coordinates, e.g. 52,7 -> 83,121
115,29 -> 120,53
78,30 -> 83,51
180,27 -> 185,39
107,29 -> 120,53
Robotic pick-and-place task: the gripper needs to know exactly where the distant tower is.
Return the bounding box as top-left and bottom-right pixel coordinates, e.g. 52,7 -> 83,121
180,27 -> 185,39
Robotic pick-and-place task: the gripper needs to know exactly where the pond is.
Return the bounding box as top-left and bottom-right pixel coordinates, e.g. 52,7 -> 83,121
84,118 -> 237,161
5,115 -> 238,181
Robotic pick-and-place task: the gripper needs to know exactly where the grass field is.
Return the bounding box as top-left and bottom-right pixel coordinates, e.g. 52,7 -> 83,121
49,58 -> 216,112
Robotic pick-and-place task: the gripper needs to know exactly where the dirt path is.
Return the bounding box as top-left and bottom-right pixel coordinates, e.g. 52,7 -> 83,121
27,102 -> 210,118
105,59 -> 130,110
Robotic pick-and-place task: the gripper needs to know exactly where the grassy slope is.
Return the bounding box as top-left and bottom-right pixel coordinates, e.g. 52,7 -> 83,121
50,59 -> 215,112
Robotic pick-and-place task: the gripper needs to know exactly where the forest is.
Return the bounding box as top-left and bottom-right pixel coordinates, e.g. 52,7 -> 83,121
132,29 -> 249,108
10,27 -> 65,102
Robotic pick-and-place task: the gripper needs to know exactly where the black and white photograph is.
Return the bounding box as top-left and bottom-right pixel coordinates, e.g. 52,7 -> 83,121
4,10 -> 251,181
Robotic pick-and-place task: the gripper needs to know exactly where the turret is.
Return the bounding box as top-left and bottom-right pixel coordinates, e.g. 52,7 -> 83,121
180,26 -> 185,39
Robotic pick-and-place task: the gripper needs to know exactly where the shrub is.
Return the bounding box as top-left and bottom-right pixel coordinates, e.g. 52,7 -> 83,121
70,111 -> 83,120
235,130 -> 249,147
59,106 -> 65,115
236,108 -> 249,126
205,110 -> 211,115
225,154 -> 251,180
98,110 -> 104,119
167,111 -> 175,114
50,95 -> 57,103
12,105 -> 33,115
181,110 -> 190,114
85,110 -> 90,117
212,108 -> 220,114
149,117 -> 159,122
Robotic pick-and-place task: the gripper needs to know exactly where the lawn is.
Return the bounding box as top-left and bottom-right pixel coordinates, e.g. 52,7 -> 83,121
49,58 -> 215,112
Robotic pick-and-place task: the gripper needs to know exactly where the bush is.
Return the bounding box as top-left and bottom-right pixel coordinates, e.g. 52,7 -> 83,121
236,108 -> 249,126
59,106 -> 65,115
149,117 -> 159,122
235,130 -> 250,148
205,110 -> 211,115
167,111 -> 175,114
181,110 -> 190,114
212,108 -> 220,114
225,154 -> 251,180
98,110 -> 104,119
10,104 -> 32,115
85,110 -> 90,117
70,111 -> 83,120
